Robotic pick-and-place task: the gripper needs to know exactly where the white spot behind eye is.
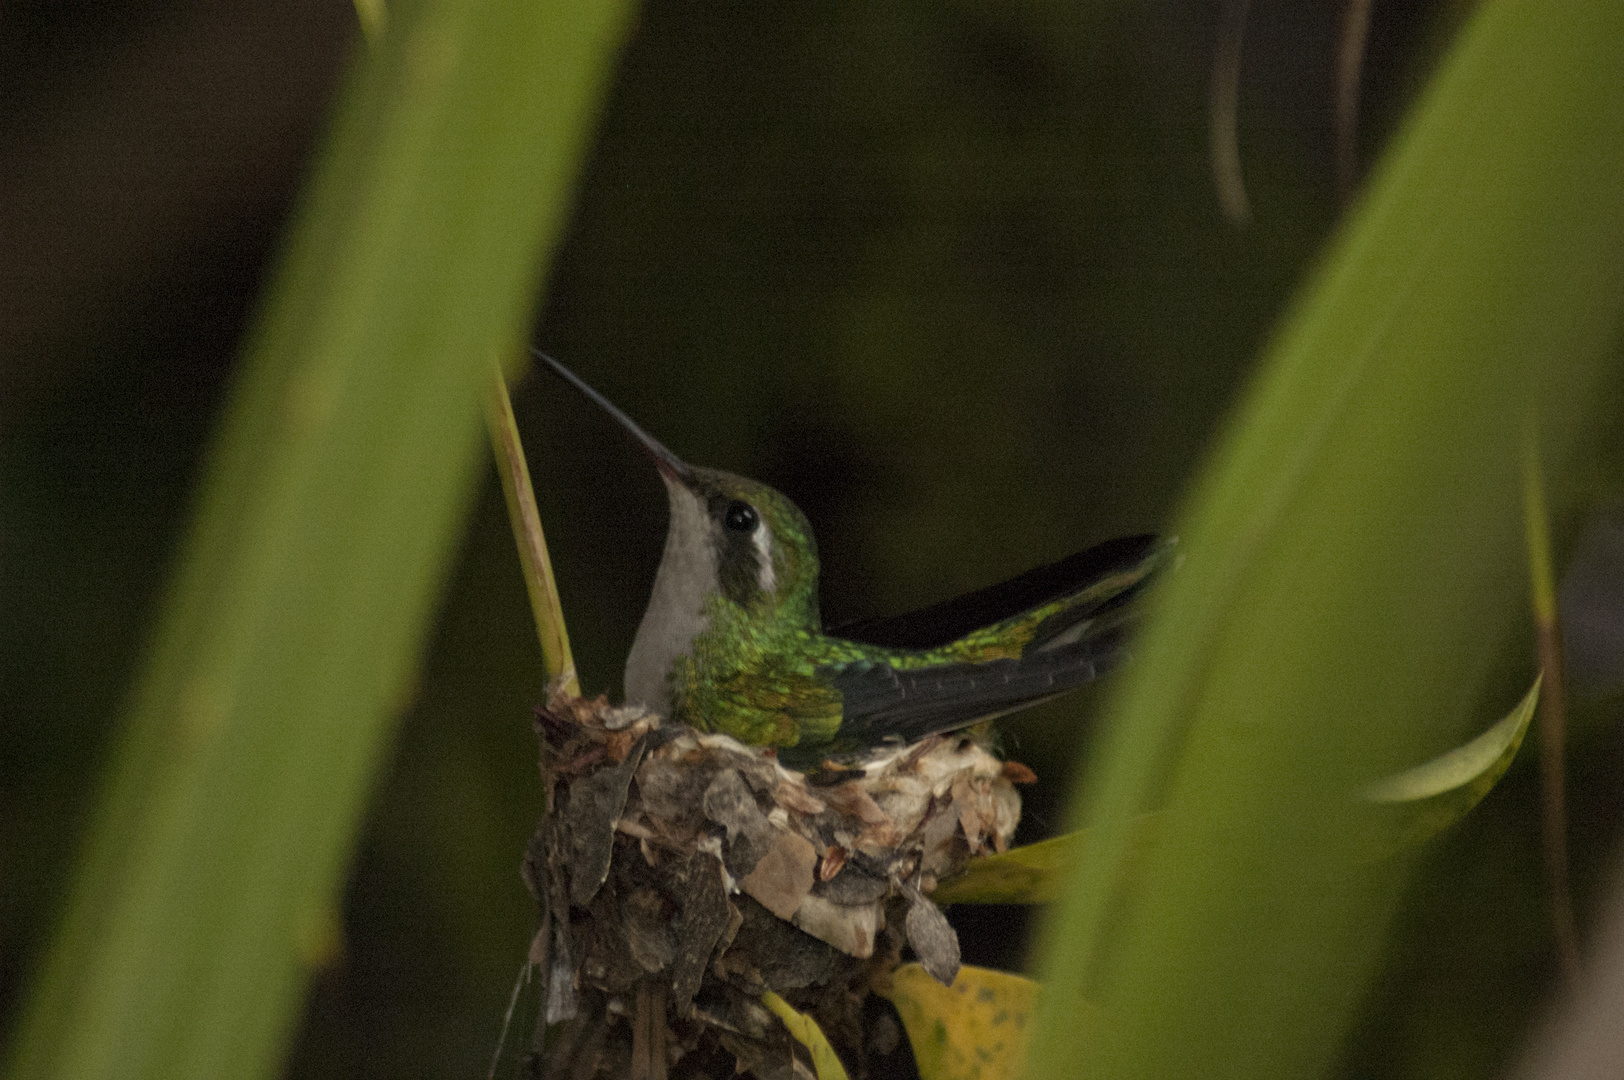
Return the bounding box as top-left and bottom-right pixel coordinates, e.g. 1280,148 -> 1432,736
752,522 -> 777,594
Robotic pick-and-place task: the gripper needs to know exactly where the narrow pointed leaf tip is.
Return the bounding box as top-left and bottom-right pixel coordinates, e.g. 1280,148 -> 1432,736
1363,678 -> 1539,804
1357,678 -> 1540,858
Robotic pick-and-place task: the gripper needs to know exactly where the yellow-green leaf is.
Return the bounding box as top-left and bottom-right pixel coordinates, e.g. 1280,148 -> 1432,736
930,833 -> 1082,905
882,963 -> 1054,1080
761,991 -> 851,1080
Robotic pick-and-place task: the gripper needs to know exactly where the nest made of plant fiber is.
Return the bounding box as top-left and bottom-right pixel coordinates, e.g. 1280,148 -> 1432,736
515,687 -> 1031,1080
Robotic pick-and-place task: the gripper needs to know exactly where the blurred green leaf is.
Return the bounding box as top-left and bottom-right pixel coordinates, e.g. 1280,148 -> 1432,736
762,991 -> 852,1080
1024,0 -> 1624,1078
1,3 -> 632,1080
882,963 -> 1049,1080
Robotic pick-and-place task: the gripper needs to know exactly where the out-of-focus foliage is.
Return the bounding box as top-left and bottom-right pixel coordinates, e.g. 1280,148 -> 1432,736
1025,1 -> 1624,1078
0,1 -> 632,1078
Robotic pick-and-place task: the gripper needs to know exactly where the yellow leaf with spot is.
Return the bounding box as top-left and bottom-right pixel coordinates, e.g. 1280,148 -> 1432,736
883,963 -> 1071,1080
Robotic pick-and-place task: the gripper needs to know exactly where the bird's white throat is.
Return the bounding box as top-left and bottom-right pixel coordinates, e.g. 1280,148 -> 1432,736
624,477 -> 718,714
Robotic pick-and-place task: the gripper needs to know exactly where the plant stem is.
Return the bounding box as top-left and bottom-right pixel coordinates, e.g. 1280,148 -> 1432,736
1523,423 -> 1581,981
486,362 -> 580,696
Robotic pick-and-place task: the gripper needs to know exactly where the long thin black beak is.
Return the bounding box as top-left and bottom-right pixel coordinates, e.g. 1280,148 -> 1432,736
531,348 -> 692,482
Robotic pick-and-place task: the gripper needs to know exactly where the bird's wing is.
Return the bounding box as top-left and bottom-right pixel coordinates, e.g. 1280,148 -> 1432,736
817,640 -> 1119,754
831,534 -> 1166,650
697,665 -> 845,750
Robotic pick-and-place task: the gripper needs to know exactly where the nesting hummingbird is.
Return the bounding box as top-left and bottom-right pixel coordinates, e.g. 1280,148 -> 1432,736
536,351 -> 1169,763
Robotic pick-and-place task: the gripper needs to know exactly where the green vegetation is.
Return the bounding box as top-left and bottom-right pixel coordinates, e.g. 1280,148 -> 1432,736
3,0 -> 1620,1078
1027,2 -> 1624,1077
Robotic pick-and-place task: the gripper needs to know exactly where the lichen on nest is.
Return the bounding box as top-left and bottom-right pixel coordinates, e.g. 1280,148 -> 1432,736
518,685 -> 1031,1080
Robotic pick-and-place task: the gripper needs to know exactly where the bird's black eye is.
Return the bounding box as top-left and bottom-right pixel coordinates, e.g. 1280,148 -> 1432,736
724,500 -> 759,533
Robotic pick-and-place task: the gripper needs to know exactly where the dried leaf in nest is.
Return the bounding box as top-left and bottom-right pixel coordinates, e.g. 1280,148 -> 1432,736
524,690 -> 1024,1079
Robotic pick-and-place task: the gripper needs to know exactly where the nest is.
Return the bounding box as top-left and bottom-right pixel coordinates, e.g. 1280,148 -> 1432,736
515,687 -> 1030,1080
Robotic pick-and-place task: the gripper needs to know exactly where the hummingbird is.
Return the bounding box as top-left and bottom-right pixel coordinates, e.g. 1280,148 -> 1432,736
535,350 -> 1169,763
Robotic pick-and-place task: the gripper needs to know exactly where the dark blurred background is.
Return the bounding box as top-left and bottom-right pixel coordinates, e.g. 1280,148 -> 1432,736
4,2 -> 1621,1077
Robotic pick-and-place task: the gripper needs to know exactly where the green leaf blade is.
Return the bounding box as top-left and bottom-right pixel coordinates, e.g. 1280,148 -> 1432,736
2,4 -> 634,1080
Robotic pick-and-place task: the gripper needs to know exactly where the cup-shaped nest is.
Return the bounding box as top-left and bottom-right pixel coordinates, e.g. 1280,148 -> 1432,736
520,687 -> 1029,1080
